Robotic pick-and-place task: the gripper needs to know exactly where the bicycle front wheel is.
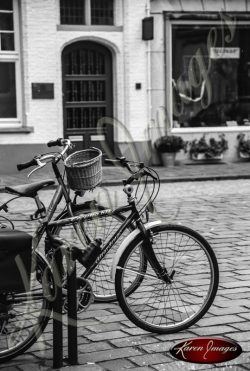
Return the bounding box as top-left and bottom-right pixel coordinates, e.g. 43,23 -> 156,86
115,224 -> 219,334
0,252 -> 52,362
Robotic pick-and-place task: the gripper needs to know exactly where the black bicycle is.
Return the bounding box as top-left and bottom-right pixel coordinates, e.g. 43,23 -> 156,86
0,151 -> 219,362
0,139 -> 134,302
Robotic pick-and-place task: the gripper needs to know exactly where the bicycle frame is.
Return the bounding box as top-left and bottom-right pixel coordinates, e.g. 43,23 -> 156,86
32,161 -> 89,250
48,200 -> 168,282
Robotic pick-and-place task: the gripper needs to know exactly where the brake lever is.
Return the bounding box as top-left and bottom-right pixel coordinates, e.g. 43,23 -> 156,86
143,168 -> 158,181
27,159 -> 46,178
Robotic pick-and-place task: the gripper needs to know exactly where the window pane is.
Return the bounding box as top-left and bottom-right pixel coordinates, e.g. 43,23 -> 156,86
66,107 -> 106,129
66,80 -> 105,101
60,0 -> 85,25
65,49 -> 105,75
0,0 -> 12,11
91,0 -> 114,25
172,24 -> 250,128
0,13 -> 13,31
0,62 -> 17,118
1,32 -> 14,50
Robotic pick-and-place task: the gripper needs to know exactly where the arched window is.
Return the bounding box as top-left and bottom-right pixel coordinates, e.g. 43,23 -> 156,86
60,0 -> 114,26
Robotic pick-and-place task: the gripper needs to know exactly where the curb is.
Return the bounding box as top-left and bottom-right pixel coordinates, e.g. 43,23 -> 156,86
1,174 -> 250,194
100,174 -> 250,186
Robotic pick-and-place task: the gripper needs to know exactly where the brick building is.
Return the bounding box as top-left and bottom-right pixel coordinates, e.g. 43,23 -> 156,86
1,0 -> 250,171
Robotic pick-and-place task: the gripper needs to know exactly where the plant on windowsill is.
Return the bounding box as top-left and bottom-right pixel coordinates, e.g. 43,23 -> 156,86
189,134 -> 228,161
154,135 -> 188,166
237,133 -> 250,159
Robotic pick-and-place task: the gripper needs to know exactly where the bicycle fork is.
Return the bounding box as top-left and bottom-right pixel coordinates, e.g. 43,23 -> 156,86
123,184 -> 173,284
137,222 -> 173,284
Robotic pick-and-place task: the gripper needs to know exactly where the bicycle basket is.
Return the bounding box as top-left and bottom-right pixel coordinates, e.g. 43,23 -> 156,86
64,147 -> 102,191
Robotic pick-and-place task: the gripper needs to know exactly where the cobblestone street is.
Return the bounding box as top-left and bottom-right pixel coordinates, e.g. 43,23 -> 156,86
0,179 -> 250,370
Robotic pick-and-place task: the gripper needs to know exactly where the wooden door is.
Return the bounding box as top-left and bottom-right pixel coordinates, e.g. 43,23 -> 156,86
62,41 -> 113,156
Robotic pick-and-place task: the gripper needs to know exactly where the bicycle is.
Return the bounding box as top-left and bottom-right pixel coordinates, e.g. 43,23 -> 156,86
0,155 -> 219,362
0,138 -> 134,302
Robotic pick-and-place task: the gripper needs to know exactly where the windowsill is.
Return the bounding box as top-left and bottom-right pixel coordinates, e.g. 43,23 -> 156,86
0,126 -> 34,133
171,126 -> 250,134
164,11 -> 250,21
57,25 -> 123,32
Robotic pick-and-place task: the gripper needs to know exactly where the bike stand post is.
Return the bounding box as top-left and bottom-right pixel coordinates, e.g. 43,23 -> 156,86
53,247 -> 63,369
67,257 -> 78,365
52,247 -> 78,368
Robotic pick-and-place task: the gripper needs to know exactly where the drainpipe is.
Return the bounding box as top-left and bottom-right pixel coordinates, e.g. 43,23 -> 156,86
145,0 -> 152,162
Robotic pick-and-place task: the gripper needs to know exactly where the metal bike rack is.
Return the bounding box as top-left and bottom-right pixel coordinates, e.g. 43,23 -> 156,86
53,247 -> 78,368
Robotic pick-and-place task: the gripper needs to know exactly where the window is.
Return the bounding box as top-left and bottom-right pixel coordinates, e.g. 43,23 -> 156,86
0,0 -> 21,122
91,0 -> 113,25
169,19 -> 250,129
0,62 -> 16,118
60,0 -> 85,25
60,0 -> 114,26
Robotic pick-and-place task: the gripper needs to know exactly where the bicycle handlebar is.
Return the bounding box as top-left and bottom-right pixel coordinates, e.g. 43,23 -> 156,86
105,157 -> 137,173
17,158 -> 38,171
105,157 -> 157,184
124,168 -> 157,185
47,138 -> 64,147
16,138 -> 72,174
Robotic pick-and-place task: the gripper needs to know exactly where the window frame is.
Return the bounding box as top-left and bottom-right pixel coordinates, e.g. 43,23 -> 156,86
166,17 -> 250,133
0,0 -> 22,127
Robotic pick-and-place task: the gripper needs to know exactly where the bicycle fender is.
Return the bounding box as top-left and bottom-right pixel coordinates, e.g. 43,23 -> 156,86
111,220 -> 162,281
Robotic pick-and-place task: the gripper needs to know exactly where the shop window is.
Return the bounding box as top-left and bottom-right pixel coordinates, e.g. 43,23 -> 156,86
60,0 -> 114,25
170,21 -> 250,128
0,0 -> 21,122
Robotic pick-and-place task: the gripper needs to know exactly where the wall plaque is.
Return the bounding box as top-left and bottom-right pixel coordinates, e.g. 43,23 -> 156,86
32,83 -> 54,99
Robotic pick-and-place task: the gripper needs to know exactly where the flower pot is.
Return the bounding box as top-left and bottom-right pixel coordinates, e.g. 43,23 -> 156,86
161,152 -> 176,167
239,151 -> 250,159
191,153 -> 223,161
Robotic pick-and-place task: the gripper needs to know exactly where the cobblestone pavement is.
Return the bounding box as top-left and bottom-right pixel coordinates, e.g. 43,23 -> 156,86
0,179 -> 250,370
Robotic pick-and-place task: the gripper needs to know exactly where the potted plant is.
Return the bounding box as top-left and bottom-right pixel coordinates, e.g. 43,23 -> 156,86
154,135 -> 187,166
237,134 -> 250,159
189,134 -> 228,160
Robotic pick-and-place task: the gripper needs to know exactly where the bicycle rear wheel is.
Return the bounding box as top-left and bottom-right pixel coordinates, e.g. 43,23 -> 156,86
53,204 -> 134,302
115,224 -> 219,333
0,252 -> 52,362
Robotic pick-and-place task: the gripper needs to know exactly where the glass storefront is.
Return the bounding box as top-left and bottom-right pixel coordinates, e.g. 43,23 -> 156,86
171,22 -> 250,128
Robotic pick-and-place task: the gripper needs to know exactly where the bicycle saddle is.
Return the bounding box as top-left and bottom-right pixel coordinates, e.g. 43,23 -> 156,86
5,179 -> 55,197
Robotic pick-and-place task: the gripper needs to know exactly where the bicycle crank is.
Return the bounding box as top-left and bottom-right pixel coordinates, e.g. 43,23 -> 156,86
62,277 -> 94,314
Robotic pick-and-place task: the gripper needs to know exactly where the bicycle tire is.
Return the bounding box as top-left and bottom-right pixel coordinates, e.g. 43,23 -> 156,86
115,224 -> 219,333
52,203 -> 136,302
0,252 -> 52,362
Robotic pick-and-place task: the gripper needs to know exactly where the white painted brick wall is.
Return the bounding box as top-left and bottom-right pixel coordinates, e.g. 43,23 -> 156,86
122,0 -> 149,142
0,0 -> 150,146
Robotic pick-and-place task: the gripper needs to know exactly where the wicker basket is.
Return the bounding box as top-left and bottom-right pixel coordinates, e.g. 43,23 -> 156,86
64,147 -> 102,191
